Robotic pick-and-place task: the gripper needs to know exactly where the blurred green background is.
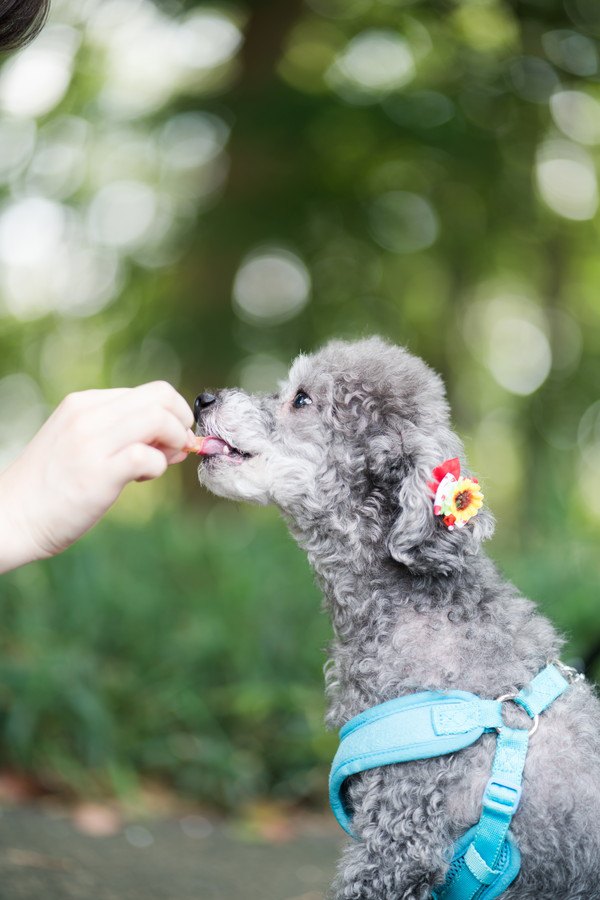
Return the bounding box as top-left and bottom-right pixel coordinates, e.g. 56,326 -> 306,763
0,0 -> 599,813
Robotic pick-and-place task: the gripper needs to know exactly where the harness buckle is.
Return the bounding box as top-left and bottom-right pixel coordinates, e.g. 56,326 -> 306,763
483,776 -> 522,819
495,692 -> 539,736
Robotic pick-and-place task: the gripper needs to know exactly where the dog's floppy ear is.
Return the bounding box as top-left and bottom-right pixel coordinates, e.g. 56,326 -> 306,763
386,427 -> 494,576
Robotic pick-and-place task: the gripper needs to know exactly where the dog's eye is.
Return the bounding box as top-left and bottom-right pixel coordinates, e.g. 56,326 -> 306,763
292,390 -> 313,409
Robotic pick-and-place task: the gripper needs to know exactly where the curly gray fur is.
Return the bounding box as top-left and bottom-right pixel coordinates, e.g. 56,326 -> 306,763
196,337 -> 600,900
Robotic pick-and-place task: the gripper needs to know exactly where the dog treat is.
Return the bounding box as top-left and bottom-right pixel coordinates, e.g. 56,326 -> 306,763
183,435 -> 209,455
184,435 -> 233,456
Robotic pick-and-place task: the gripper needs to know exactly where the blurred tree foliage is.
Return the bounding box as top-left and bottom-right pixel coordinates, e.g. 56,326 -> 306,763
0,0 -> 599,807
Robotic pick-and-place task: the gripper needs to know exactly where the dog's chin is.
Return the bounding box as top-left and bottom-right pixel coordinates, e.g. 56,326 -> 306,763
197,458 -> 271,505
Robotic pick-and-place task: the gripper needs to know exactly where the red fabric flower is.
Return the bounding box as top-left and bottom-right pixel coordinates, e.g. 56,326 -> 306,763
427,458 -> 461,496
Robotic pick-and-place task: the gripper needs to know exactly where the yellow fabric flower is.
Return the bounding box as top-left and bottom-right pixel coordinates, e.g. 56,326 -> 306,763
444,477 -> 484,525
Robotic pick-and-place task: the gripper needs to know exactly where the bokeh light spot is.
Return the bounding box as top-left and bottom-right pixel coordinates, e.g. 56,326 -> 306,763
467,291 -> 553,396
550,90 -> 600,146
91,2 -> 242,118
536,140 -> 598,220
233,248 -> 311,325
237,355 -> 289,394
159,112 -> 229,170
452,4 -> 519,53
368,191 -> 438,254
0,118 -> 36,182
542,29 -> 598,77
88,180 -> 158,249
26,116 -> 88,199
177,10 -> 243,72
0,196 -> 120,320
158,112 -> 230,204
508,56 -> 559,104
124,825 -> 154,849
180,815 -> 214,839
328,29 -> 415,101
487,318 -> 552,396
578,401 -> 600,457
0,25 -> 79,118
0,197 -> 65,267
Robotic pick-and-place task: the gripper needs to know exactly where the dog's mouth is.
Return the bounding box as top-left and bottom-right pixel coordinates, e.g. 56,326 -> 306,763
197,435 -> 253,464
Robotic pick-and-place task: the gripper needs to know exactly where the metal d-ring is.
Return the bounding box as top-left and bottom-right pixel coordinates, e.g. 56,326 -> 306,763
495,692 -> 540,737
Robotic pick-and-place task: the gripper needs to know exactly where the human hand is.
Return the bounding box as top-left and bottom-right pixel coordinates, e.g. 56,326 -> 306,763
0,382 -> 195,573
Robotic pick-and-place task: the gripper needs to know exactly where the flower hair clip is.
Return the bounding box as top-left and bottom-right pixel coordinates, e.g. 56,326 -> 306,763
427,458 -> 484,531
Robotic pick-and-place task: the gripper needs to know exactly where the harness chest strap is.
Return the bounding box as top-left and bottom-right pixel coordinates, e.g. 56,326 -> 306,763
329,663 -> 576,900
330,690 -> 504,836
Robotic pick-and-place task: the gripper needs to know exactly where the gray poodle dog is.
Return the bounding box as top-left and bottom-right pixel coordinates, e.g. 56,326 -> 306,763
194,337 -> 600,900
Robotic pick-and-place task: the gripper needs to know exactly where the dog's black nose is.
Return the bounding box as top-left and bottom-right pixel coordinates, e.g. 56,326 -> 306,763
194,392 -> 217,422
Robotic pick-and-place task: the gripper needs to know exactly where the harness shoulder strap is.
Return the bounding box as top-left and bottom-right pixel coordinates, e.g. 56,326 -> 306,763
434,726 -> 529,900
433,663 -> 572,900
329,690 -> 503,836
514,661 -> 572,717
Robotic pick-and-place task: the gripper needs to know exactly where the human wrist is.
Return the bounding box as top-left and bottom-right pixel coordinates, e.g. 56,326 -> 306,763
0,463 -> 49,574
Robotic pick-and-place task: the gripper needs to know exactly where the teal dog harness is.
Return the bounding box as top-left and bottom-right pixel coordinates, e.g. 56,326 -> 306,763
329,662 -> 581,899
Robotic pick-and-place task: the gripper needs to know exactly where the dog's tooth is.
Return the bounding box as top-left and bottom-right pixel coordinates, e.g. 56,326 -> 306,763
223,444 -> 230,455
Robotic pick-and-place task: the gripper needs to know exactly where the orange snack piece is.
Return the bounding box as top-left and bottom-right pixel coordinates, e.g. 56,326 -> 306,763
183,435 -> 207,455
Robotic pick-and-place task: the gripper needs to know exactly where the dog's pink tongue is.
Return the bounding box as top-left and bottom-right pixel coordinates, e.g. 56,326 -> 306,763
197,436 -> 231,456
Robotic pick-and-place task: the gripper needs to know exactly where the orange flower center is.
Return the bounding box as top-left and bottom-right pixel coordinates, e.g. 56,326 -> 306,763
455,489 -> 472,511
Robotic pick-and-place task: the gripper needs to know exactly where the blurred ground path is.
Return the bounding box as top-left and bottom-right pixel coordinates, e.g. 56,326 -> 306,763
0,806 -> 341,900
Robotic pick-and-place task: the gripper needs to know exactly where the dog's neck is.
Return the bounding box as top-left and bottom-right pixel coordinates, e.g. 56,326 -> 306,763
309,542 -> 490,638
286,510 -> 489,637
284,511 -> 560,724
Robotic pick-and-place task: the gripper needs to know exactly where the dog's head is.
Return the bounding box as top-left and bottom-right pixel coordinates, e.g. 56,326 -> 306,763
195,337 -> 493,575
